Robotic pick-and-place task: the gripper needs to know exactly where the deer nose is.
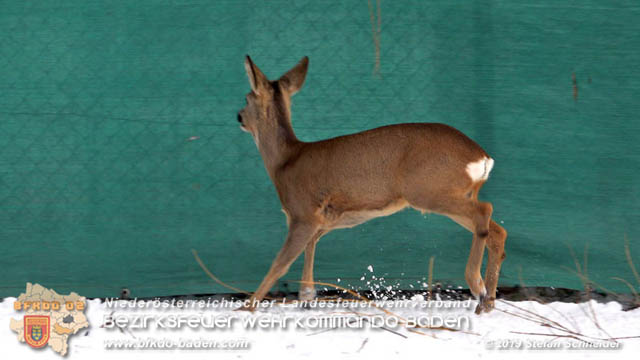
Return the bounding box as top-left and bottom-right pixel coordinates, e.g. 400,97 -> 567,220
237,113 -> 243,124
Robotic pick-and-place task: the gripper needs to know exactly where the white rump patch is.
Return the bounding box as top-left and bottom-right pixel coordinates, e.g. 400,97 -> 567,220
466,157 -> 494,182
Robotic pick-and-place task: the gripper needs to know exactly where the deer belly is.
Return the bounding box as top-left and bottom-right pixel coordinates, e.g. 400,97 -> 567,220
324,199 -> 408,229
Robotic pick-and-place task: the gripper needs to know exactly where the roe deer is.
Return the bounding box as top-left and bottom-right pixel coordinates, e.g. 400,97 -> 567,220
236,56 -> 507,314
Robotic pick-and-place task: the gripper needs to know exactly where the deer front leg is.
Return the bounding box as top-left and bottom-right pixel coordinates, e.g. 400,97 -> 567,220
245,222 -> 318,311
477,220 -> 507,313
300,234 -> 322,301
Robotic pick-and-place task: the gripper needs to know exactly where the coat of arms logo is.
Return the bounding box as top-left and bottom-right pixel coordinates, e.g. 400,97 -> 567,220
24,315 -> 50,348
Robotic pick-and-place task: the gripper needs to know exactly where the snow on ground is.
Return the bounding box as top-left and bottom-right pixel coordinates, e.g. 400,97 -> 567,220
1,294 -> 638,360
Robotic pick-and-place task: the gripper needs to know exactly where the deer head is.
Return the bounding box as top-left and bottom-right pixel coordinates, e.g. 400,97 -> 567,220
237,56 -> 309,158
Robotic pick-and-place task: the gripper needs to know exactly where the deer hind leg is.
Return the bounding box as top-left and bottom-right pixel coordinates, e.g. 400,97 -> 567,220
246,222 -> 319,311
406,194 -> 493,302
299,231 -> 325,301
446,213 -> 488,304
477,219 -> 507,313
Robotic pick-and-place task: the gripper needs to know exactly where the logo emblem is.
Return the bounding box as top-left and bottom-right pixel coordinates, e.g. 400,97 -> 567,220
24,315 -> 50,348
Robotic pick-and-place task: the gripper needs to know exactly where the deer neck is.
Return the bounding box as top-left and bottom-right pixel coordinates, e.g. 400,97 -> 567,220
254,107 -> 300,176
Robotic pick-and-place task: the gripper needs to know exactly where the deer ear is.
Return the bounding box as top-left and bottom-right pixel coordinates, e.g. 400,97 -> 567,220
244,55 -> 269,94
278,56 -> 309,96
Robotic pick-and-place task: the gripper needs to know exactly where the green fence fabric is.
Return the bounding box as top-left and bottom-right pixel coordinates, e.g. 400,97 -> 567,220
1,1 -> 639,298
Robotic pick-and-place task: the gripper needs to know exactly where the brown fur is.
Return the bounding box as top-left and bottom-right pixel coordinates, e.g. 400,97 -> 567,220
237,56 -> 507,313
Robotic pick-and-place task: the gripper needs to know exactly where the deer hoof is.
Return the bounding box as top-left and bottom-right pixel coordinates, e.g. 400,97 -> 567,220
474,295 -> 495,314
298,287 -> 316,301
235,304 -> 256,313
474,295 -> 486,314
